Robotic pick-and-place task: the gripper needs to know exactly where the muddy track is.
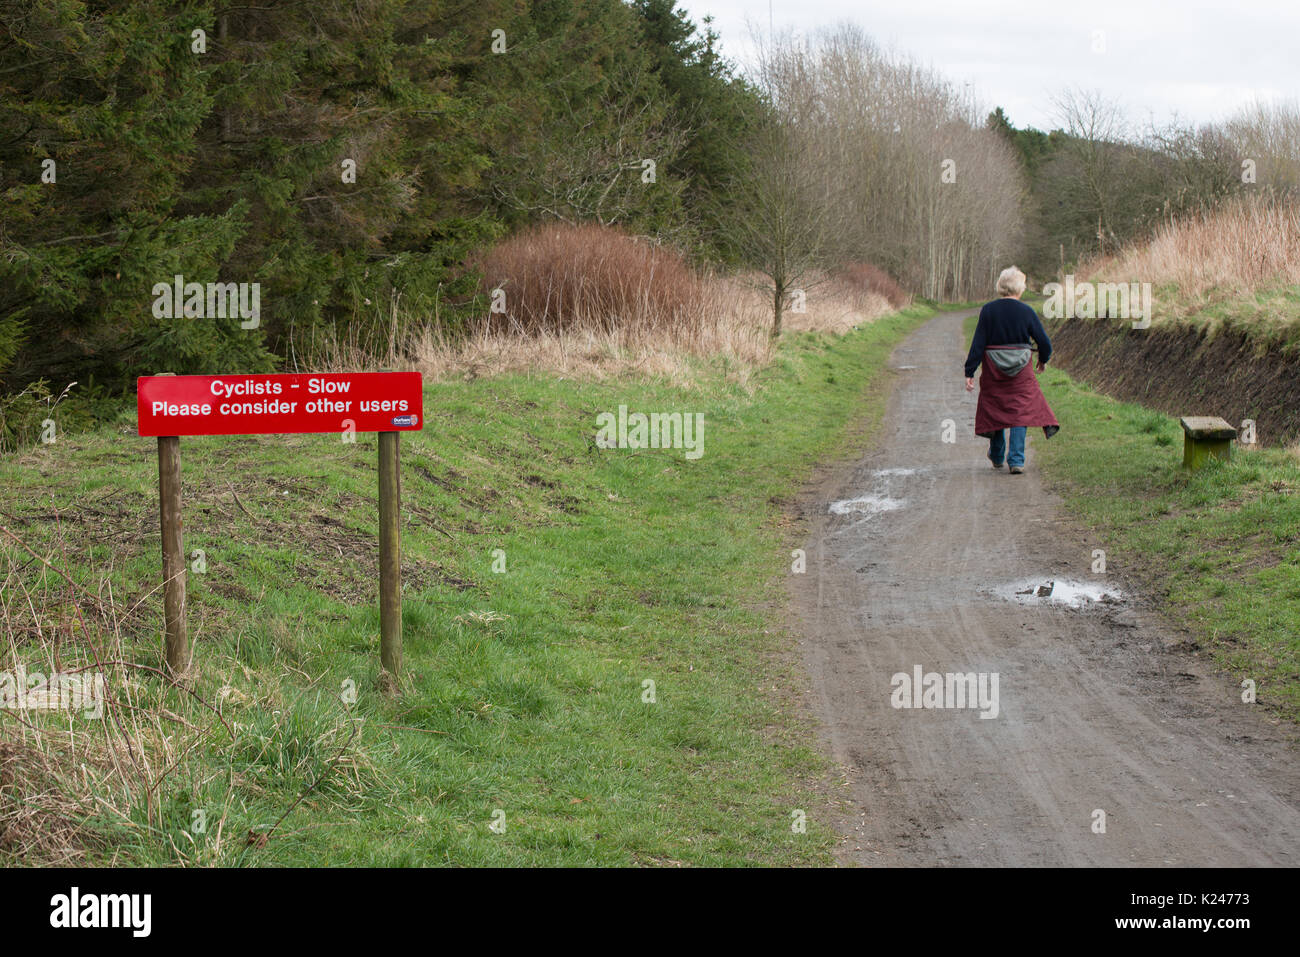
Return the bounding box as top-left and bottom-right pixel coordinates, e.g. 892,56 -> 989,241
791,310 -> 1300,866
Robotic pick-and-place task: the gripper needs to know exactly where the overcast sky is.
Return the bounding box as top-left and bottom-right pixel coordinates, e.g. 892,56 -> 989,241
675,0 -> 1300,132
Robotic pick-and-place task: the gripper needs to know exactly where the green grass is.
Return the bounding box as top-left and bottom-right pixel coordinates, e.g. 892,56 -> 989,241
1033,367 -> 1300,719
1173,283 -> 1300,353
916,297 -> 984,313
0,302 -> 942,866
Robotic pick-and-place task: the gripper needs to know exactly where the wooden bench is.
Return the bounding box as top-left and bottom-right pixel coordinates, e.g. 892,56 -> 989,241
1179,416 -> 1237,469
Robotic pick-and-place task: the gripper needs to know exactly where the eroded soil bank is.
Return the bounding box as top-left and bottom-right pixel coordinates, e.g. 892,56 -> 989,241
1048,318 -> 1300,446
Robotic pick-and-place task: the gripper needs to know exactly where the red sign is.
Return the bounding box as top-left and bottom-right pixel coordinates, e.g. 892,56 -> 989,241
137,372 -> 424,437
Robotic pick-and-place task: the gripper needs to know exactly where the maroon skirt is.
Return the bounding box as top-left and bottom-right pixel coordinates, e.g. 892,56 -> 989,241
975,348 -> 1059,438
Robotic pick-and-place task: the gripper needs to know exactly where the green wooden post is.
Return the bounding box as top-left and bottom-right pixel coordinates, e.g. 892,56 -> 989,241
1180,416 -> 1237,469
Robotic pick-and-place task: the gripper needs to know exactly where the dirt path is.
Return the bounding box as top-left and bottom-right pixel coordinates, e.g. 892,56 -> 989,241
791,309 -> 1300,866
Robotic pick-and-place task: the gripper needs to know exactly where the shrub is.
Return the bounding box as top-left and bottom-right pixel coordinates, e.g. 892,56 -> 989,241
469,223 -> 709,336
833,262 -> 910,308
0,380 -> 122,454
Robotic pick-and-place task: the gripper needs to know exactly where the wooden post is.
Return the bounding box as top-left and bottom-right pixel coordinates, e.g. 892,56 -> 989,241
157,435 -> 188,676
1180,416 -> 1236,470
378,431 -> 402,676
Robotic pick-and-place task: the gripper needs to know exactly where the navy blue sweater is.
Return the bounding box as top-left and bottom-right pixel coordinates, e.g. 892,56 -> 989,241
964,298 -> 1052,378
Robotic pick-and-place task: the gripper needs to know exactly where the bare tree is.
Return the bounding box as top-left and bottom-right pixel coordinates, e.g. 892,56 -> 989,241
729,31 -> 841,335
794,23 -> 1027,300
1051,89 -> 1129,255
723,22 -> 1029,313
1220,99 -> 1300,197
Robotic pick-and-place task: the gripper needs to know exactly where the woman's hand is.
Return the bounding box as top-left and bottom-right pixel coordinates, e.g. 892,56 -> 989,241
965,377 -> 975,392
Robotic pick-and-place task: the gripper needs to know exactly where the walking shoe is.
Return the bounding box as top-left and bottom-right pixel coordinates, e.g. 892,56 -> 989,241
988,455 -> 1004,470
1009,465 -> 1024,474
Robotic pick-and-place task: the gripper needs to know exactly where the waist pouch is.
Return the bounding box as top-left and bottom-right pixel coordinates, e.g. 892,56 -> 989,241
986,343 -> 1032,377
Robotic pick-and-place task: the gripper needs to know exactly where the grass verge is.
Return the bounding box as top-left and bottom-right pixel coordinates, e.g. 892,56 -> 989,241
0,302 -> 941,866
1033,366 -> 1300,721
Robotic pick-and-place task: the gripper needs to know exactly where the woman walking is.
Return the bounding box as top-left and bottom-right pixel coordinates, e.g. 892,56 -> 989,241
964,266 -> 1059,474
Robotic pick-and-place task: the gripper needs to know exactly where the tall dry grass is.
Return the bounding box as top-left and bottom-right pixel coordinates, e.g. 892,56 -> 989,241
833,262 -> 911,309
414,278 -> 768,387
1081,194 -> 1300,298
414,224 -> 901,385
0,528 -> 172,863
0,521 -> 372,865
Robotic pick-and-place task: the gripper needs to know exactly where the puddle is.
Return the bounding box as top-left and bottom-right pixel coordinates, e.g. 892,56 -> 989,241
829,494 -> 905,516
830,468 -> 924,519
829,468 -> 924,517
995,579 -> 1124,608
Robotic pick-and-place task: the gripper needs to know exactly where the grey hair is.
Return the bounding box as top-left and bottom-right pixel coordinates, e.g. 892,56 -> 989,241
996,266 -> 1027,297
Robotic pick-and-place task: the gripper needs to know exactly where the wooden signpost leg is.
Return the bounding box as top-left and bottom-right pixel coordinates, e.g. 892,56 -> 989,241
378,430 -> 402,677
157,435 -> 188,676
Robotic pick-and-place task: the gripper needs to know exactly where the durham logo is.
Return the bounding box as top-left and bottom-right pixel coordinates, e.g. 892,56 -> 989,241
152,274 -> 260,329
594,405 -> 703,460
